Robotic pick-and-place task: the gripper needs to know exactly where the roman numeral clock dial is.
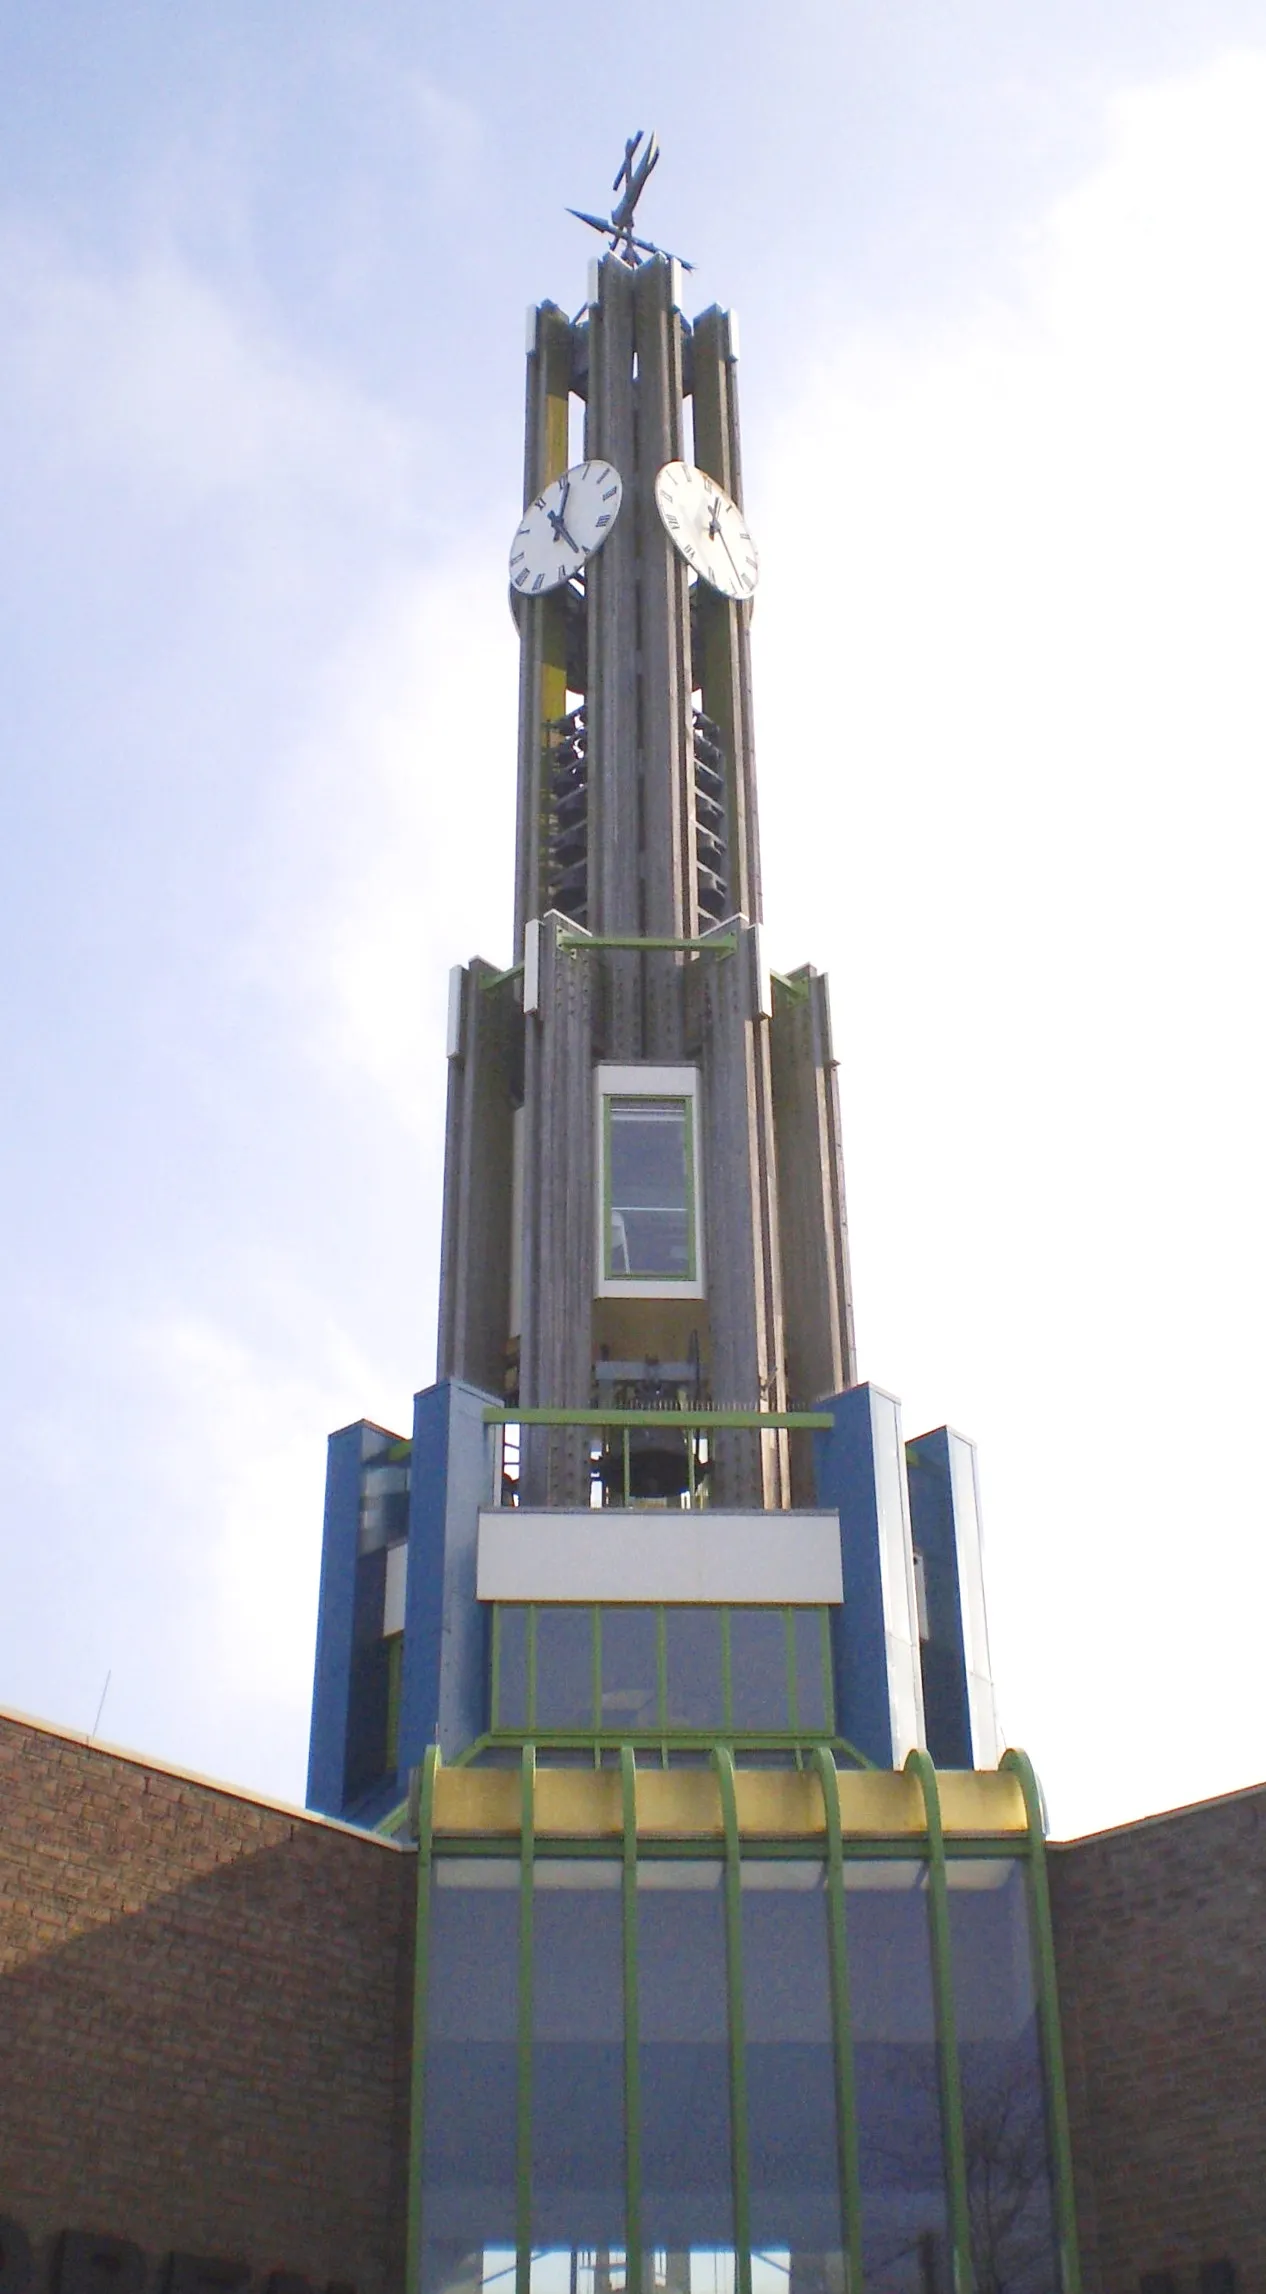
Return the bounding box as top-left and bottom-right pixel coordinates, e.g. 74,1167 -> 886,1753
509,460 -> 624,594
653,460 -> 759,600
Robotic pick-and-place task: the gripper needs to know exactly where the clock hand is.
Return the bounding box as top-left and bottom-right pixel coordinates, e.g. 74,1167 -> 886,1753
546,470 -> 582,554
716,518 -> 748,591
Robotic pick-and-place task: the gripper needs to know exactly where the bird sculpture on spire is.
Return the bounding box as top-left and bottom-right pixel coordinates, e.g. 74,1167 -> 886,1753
568,130 -> 694,269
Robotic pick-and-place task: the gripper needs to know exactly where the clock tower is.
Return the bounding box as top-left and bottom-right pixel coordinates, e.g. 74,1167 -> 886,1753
308,163 -> 1002,1822
441,250 -> 857,1520
301,152 -> 1083,2294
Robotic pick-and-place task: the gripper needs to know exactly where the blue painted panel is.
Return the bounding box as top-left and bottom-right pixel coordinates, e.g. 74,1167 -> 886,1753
398,1378 -> 496,1778
814,1386 -> 892,1766
907,1425 -> 1000,1769
398,1382 -> 451,1774
306,1421 -> 373,1817
906,1427 -> 972,1767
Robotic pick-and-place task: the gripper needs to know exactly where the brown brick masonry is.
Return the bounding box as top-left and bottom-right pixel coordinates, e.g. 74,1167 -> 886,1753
1049,1780 -> 1266,2294
4,1705 -> 1265,2294
0,1710 -> 412,2294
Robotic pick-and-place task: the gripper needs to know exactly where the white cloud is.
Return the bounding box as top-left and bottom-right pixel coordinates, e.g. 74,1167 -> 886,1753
752,48 -> 1266,1833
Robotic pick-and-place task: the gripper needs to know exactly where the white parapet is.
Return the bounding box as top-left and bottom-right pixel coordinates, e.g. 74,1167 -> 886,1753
476,1509 -> 843,1606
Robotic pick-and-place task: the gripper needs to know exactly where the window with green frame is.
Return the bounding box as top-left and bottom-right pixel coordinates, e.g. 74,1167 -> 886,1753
491,1602 -> 836,1739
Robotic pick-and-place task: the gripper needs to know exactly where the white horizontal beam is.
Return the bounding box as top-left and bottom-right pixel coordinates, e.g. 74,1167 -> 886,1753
477,1510 -> 843,1606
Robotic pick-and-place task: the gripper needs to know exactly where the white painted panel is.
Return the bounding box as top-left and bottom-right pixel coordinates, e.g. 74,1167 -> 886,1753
446,966 -> 465,1060
383,1540 -> 408,1638
477,1510 -> 842,1606
523,918 -> 541,1015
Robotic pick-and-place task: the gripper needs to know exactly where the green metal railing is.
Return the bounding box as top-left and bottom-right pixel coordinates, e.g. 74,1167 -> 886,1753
1002,1747 -> 1082,2294
906,1747 -> 973,2294
485,1403 -> 834,1514
405,1746 -> 1081,2294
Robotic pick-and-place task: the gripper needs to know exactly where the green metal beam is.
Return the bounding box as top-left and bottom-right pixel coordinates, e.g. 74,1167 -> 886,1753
558,932 -> 738,954
713,1744 -> 752,2294
620,1745 -> 643,2294
516,1744 -> 536,2294
484,1405 -> 834,1430
905,1747 -> 973,2294
1001,1748 -> 1082,2294
811,1746 -> 864,2294
405,1745 -> 440,2294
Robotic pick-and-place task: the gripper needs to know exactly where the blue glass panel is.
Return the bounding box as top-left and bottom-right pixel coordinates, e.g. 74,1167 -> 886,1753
947,1860 -> 1060,2294
729,1610 -> 788,1731
794,1610 -> 829,1732
537,1606 -> 595,1729
638,1860 -> 733,2254
741,1862 -> 844,2284
532,1860 -> 625,2256
846,1861 -> 950,2294
497,1607 -> 527,1730
601,1606 -> 659,1730
421,1859 -> 520,2294
664,1608 -> 723,1730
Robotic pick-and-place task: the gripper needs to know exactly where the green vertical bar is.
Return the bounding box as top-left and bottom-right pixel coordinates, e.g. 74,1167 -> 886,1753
821,1609 -> 836,1734
721,1607 -> 734,1731
905,1748 -> 972,2294
527,1603 -> 538,1729
491,1606 -> 503,1731
1001,1749 -> 1082,2294
592,1604 -> 603,1731
620,1745 -> 643,2294
406,1745 -> 441,2294
784,1609 -> 798,1732
517,1744 -> 536,2294
623,1426 -> 631,1505
712,1745 -> 752,2294
811,1745 -> 864,2294
656,1606 -> 668,1733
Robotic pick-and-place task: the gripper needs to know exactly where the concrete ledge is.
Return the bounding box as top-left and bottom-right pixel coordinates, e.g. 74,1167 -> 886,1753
476,1507 -> 844,1604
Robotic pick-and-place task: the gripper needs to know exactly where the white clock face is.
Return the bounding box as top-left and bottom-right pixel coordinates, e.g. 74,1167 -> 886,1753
509,460 -> 624,596
653,461 -> 759,600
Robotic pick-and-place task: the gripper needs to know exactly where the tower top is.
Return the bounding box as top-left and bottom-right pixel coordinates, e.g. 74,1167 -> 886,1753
567,129 -> 694,270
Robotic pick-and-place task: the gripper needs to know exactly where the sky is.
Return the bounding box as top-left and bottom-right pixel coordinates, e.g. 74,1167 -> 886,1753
2,1 -> 1265,1840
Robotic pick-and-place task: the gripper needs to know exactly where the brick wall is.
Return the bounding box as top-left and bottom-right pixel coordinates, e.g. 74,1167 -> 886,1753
1050,1782 -> 1266,2294
0,1710 -> 413,2294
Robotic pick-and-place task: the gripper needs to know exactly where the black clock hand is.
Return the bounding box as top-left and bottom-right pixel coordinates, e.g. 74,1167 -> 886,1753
547,471 -> 581,553
716,518 -> 747,590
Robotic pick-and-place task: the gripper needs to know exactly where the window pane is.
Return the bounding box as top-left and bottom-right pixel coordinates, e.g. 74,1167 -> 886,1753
601,1606 -> 659,1730
421,1860 -> 520,2294
947,1860 -> 1060,2294
608,1098 -> 692,1278
729,1610 -> 789,1731
638,1861 -> 733,2255
846,1861 -> 950,2294
794,1610 -> 830,1733
532,1862 -> 625,2256
537,1607 -> 595,1729
742,1862 -> 844,2287
665,1608 -> 723,1730
497,1608 -> 527,1729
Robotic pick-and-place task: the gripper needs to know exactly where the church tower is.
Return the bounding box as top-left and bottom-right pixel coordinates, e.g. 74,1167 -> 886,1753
307,151 -> 1004,1821
303,146 -> 1081,2294
439,247 -> 856,1516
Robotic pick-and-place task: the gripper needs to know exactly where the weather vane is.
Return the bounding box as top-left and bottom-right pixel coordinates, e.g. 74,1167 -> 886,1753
568,130 -> 694,270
